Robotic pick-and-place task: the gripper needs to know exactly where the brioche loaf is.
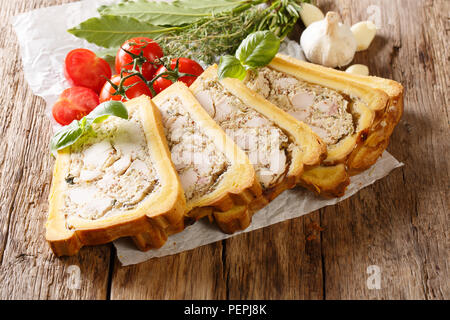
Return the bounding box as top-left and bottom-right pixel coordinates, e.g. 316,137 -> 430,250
190,65 -> 326,232
46,96 -> 186,256
133,82 -> 262,245
244,54 -> 403,196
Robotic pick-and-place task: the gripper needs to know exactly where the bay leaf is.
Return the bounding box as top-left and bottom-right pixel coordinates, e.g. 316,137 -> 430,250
98,0 -> 245,26
68,15 -> 174,48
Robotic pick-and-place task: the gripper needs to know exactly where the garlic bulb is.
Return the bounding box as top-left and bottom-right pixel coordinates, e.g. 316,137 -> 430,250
351,21 -> 377,51
300,3 -> 325,27
300,11 -> 357,68
345,64 -> 369,76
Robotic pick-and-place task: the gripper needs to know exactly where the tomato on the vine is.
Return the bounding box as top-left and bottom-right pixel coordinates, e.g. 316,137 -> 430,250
115,37 -> 164,81
153,58 -> 204,94
64,49 -> 111,94
52,87 -> 99,126
99,74 -> 152,103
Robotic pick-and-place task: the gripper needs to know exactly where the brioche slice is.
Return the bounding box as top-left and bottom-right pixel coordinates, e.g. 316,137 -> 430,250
132,82 -> 261,244
244,54 -> 402,196
46,96 -> 186,256
329,70 -> 404,174
190,65 -> 326,232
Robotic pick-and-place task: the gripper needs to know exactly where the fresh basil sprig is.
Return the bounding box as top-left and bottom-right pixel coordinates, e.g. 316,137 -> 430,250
218,31 -> 280,80
50,101 -> 128,157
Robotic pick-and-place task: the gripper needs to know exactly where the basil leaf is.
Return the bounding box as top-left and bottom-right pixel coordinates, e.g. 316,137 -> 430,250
99,0 -> 244,26
86,100 -> 129,125
218,55 -> 247,80
236,31 -> 280,68
50,101 -> 128,157
217,31 -> 280,81
50,122 -> 83,157
68,15 -> 171,48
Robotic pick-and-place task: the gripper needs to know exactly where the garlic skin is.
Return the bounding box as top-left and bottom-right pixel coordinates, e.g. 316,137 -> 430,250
345,64 -> 369,76
351,21 -> 377,51
300,11 -> 357,68
300,3 -> 325,27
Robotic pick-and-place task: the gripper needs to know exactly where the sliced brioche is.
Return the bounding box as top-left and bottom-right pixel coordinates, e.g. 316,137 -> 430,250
132,82 -> 261,242
46,96 -> 186,256
244,54 -> 402,196
334,72 -> 404,174
190,65 -> 326,232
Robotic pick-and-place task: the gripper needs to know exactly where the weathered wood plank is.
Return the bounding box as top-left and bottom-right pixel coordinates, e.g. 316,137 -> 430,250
395,0 -> 449,299
110,242 -> 227,299
315,0 -> 449,299
0,0 -> 111,300
0,0 -> 447,300
224,213 -> 324,299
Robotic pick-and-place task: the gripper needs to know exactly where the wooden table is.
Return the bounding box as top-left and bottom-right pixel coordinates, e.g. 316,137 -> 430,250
0,0 -> 448,300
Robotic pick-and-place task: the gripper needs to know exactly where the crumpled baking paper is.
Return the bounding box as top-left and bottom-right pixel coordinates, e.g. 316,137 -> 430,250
13,0 -> 403,266
114,151 -> 402,265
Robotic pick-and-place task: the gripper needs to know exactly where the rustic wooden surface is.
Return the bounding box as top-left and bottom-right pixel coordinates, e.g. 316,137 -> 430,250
0,0 -> 448,300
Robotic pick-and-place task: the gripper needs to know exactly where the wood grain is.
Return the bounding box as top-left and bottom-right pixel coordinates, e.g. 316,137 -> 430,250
0,0 -> 111,300
314,0 -> 449,300
223,213 -> 324,300
0,0 -> 448,300
110,243 -> 227,300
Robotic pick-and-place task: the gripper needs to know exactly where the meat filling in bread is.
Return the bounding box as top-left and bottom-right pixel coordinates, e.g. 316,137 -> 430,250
245,67 -> 356,145
64,107 -> 159,222
157,96 -> 230,201
194,79 -> 294,190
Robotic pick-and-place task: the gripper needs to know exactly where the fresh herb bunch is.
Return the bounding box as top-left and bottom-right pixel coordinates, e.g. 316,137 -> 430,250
155,0 -> 304,64
69,0 -> 309,65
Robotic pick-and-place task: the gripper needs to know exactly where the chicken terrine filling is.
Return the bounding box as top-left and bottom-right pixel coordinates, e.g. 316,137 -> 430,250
63,107 -> 159,222
194,79 -> 293,190
156,96 -> 230,202
245,67 -> 356,145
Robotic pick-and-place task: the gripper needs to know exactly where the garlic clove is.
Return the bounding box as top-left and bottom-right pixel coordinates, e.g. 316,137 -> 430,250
351,21 -> 377,51
300,3 -> 325,27
300,11 -> 357,68
345,64 -> 369,76
324,11 -> 340,36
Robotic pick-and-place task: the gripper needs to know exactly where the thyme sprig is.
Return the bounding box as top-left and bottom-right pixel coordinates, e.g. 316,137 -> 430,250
154,0 -> 305,64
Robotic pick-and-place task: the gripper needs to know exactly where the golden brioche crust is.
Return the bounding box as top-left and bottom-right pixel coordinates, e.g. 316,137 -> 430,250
190,65 -> 326,233
46,96 -> 186,256
131,83 -> 262,247
267,54 -> 403,196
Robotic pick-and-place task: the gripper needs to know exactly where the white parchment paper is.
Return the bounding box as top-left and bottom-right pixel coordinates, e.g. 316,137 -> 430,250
12,0 -> 403,266
114,151 -> 402,265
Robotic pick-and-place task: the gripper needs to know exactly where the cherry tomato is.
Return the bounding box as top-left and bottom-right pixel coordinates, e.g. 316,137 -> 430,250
153,58 -> 204,94
99,74 -> 152,103
64,49 -> 112,94
52,87 -> 100,126
115,37 -> 164,80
